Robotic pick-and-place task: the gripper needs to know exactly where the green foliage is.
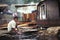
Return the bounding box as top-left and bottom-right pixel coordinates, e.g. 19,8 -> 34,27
0,0 -> 40,4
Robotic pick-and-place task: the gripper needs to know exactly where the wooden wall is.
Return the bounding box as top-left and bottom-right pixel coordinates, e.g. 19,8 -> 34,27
46,0 -> 59,20
23,13 -> 37,21
37,0 -> 60,27
38,0 -> 59,20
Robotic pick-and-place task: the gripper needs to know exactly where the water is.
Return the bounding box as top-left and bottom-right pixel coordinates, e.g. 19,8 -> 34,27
13,34 -> 59,40
0,30 -> 59,40
0,34 -> 59,40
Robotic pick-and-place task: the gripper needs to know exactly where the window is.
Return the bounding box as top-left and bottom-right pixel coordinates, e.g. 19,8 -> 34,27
40,4 -> 47,20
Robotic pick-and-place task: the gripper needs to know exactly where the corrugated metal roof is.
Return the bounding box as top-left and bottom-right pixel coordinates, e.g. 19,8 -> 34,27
14,3 -> 38,7
0,4 -> 8,7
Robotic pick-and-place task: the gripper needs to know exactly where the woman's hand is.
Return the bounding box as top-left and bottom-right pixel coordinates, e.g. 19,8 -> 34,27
16,21 -> 20,25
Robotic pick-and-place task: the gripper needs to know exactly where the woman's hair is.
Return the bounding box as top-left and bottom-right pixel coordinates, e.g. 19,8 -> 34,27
13,16 -> 18,19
